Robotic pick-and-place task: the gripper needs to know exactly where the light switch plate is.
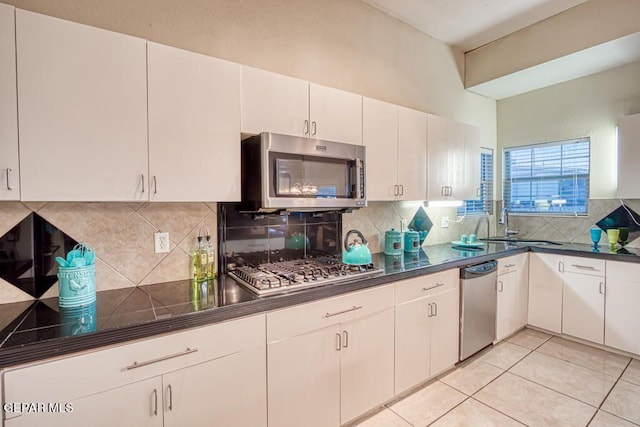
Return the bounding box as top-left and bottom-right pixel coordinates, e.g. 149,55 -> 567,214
154,232 -> 170,253
401,219 -> 408,232
441,217 -> 449,228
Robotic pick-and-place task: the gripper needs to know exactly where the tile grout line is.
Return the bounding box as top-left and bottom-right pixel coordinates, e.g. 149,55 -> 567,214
594,358 -> 639,426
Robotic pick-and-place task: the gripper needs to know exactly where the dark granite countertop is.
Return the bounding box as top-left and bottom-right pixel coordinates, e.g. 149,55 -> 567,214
1,240 -> 638,368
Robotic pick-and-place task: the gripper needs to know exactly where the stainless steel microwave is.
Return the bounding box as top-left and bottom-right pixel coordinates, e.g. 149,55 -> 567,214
241,133 -> 367,212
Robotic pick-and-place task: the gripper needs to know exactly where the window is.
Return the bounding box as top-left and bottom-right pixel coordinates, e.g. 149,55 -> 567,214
458,148 -> 494,216
503,138 -> 590,215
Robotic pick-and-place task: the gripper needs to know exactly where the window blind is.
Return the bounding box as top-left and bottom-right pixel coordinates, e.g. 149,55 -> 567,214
503,138 -> 590,215
459,148 -> 493,216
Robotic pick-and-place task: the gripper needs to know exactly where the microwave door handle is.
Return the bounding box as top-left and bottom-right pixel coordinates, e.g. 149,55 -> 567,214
355,158 -> 363,199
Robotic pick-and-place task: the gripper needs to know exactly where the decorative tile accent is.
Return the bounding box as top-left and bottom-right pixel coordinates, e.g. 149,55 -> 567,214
596,205 -> 640,246
408,206 -> 433,245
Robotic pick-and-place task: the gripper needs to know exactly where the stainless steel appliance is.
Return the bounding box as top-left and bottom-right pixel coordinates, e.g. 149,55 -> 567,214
241,132 -> 366,212
228,256 -> 382,296
459,260 -> 498,361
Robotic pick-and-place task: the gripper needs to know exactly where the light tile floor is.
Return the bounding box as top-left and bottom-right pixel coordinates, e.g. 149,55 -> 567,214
355,328 -> 640,426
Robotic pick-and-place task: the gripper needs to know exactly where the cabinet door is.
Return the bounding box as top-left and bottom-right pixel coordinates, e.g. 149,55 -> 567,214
427,114 -> 464,200
341,308 -> 395,424
606,261 -> 640,355
363,98 -> 398,201
528,253 -> 563,333
395,297 -> 430,394
398,106 -> 427,201
496,271 -> 518,342
429,287 -> 460,376
309,83 -> 362,144
562,272 -> 605,344
0,4 -> 19,200
148,42 -> 240,202
448,120 -> 466,200
461,123 -> 482,201
267,325 -> 341,427
241,66 -> 309,137
4,377 -> 163,427
16,10 -> 148,201
163,345 -> 266,427
617,114 -> 640,199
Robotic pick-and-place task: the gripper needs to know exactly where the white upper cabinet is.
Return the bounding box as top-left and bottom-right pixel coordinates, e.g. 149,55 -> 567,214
148,42 -> 241,202
241,67 -> 362,144
363,97 -> 398,200
398,106 -> 428,201
241,66 -> 309,137
427,114 -> 482,202
617,113 -> 640,199
309,83 -> 362,144
0,4 -> 19,200
16,10 -> 148,201
363,100 -> 427,201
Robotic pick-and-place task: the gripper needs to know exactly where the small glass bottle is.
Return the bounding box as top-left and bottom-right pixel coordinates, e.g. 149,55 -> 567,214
205,233 -> 216,281
193,234 -> 206,282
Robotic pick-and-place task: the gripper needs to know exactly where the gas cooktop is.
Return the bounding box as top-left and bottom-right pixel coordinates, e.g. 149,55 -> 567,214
227,257 -> 383,296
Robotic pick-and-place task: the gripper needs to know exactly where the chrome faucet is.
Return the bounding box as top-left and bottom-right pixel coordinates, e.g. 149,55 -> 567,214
499,207 -> 519,238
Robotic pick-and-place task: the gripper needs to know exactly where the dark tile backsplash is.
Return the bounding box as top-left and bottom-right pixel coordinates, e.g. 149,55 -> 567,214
218,204 -> 342,271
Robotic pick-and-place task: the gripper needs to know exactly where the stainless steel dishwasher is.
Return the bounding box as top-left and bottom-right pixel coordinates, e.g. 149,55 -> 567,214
459,260 -> 498,361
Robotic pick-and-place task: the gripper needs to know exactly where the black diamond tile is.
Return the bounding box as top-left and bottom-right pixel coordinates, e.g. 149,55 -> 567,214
596,204 -> 640,246
408,206 -> 433,245
0,213 -> 77,298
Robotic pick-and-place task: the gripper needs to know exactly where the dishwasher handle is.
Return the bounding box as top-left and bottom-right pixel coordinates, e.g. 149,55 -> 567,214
460,260 -> 498,279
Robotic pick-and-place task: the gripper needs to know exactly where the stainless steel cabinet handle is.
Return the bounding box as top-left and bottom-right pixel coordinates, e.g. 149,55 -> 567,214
6,168 -> 12,190
427,303 -> 433,317
504,264 -> 516,268
498,280 -> 504,292
394,185 -> 399,196
343,330 -> 349,348
311,121 -> 317,136
399,184 -> 404,196
153,176 -> 158,194
571,264 -> 596,270
126,347 -> 198,370
441,186 -> 447,196
152,389 -> 158,416
336,333 -> 342,351
325,305 -> 362,318
141,174 -> 145,193
423,283 -> 445,292
304,119 -> 309,135
558,261 -> 564,273
433,302 -> 438,317
167,384 -> 173,411
599,282 -> 605,295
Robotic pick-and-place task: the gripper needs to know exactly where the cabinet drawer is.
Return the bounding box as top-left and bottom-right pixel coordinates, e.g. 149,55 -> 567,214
3,314 -> 265,405
564,256 -> 605,276
267,285 -> 394,343
395,269 -> 458,305
498,253 -> 527,275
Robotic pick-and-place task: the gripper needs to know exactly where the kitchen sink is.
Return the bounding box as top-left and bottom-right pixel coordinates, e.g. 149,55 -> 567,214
479,237 -> 562,246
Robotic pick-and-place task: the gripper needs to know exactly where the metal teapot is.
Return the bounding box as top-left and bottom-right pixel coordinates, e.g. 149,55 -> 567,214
342,229 -> 372,265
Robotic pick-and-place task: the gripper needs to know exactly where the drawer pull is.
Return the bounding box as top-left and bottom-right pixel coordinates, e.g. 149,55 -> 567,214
423,283 -> 445,291
336,333 -> 342,351
167,384 -> 173,411
571,264 -> 597,270
126,347 -> 198,370
504,264 -> 516,268
325,305 -> 362,318
153,389 -> 158,416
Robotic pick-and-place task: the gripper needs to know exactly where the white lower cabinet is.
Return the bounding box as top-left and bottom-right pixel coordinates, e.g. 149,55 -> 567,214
496,253 -> 529,342
394,269 -> 459,395
266,285 -> 394,426
605,261 -> 640,355
528,253 -> 564,333
2,315 -> 266,427
562,272 -> 605,344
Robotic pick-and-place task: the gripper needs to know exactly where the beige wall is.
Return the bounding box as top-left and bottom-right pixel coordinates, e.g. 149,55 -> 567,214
497,60 -> 640,200
2,0 -> 496,145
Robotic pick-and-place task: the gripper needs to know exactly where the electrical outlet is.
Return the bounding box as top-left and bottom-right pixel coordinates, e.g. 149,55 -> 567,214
441,217 -> 450,228
154,232 -> 170,253
401,219 -> 409,232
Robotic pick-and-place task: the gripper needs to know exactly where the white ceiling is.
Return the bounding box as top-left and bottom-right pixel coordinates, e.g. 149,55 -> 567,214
361,0 -> 588,52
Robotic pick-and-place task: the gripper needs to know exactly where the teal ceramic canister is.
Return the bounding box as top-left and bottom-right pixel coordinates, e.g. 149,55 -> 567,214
384,228 -> 403,256
57,264 -> 96,308
404,230 -> 420,253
